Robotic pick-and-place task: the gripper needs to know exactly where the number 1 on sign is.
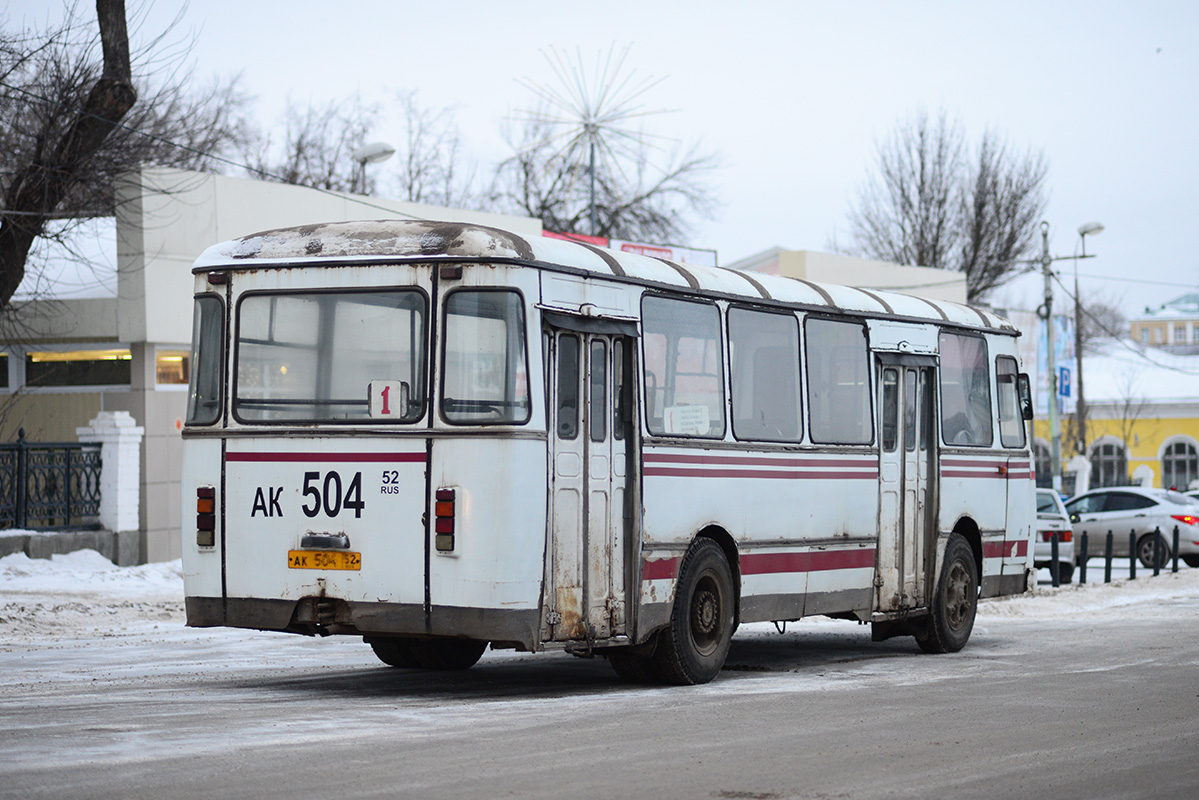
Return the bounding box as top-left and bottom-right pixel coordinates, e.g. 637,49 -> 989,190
368,380 -> 408,419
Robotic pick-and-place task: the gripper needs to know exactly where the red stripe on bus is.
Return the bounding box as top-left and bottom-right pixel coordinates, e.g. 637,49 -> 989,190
982,540 -> 1029,558
642,556 -> 681,581
642,548 -> 875,581
644,467 -> 878,480
226,452 -> 427,463
644,453 -> 875,469
741,548 -> 876,574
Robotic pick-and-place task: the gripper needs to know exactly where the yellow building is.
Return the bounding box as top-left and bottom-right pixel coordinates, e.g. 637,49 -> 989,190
1032,335 -> 1199,493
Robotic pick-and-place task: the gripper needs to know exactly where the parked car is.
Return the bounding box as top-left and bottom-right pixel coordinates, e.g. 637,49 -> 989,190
1064,487 -> 1199,569
1035,489 -> 1075,583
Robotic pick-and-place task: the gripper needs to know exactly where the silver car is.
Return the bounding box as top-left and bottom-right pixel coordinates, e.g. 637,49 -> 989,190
1035,489 -> 1076,583
1064,487 -> 1199,569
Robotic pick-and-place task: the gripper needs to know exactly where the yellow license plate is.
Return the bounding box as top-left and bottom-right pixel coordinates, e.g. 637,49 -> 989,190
287,550 -> 361,570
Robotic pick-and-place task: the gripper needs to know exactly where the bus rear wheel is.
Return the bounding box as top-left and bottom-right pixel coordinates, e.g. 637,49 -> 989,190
367,636 -> 421,668
652,538 -> 734,685
917,533 -> 977,654
410,639 -> 488,670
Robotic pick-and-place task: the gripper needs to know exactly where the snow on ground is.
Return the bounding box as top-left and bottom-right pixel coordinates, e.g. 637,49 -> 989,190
0,550 -> 184,640
3,547 -> 1198,646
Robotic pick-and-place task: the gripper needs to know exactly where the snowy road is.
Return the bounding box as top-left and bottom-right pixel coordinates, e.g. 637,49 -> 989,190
2,551 -> 1198,799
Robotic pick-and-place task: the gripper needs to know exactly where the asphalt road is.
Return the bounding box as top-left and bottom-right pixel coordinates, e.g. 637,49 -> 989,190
3,575 -> 1198,800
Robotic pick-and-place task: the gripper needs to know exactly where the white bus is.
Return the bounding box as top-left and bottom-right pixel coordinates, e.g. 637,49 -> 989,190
181,220 -> 1036,685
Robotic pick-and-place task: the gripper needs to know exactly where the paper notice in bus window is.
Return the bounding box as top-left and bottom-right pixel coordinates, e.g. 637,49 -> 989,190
664,405 -> 709,435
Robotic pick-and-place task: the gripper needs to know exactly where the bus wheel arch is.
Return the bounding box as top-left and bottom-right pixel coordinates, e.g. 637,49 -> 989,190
651,534 -> 737,685
949,515 -> 983,588
695,525 -> 741,630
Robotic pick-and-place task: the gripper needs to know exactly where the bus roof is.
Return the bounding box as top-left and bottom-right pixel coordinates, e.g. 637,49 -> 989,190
195,219 -> 1016,333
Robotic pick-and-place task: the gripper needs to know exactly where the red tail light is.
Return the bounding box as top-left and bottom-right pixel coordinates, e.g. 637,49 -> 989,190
196,486 -> 216,547
1170,514 -> 1199,526
1040,530 -> 1072,543
435,488 -> 456,552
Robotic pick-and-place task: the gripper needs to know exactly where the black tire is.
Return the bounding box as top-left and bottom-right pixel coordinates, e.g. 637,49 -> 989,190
1057,562 -> 1074,584
410,639 -> 488,670
651,538 -> 735,685
367,636 -> 421,668
1184,555 -> 1199,569
607,648 -> 659,683
917,534 -> 978,654
1136,534 -> 1170,570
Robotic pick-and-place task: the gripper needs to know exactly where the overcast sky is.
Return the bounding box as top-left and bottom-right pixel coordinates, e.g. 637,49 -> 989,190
9,1 -> 1199,317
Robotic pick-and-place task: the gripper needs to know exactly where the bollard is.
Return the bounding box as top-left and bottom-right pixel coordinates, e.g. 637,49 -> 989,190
1104,531 -> 1113,583
1080,531 -> 1089,584
1050,532 -> 1060,588
1173,526 -> 1181,574
1129,531 -> 1137,580
1153,527 -> 1162,577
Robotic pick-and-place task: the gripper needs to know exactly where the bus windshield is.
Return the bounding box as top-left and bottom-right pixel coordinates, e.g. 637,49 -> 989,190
234,290 -> 426,423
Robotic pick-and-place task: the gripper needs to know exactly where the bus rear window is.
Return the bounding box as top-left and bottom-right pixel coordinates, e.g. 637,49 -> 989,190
440,290 -> 530,425
234,290 -> 426,423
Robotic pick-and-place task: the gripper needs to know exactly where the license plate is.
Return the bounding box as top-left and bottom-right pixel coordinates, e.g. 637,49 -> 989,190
287,550 -> 361,570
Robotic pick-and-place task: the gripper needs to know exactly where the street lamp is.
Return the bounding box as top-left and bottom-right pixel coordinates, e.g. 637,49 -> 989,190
1073,221 -> 1104,456
352,142 -> 396,195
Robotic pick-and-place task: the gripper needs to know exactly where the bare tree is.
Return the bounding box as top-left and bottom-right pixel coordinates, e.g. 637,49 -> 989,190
1076,292 -> 1128,354
958,131 -> 1049,300
848,109 -> 963,272
0,1 -> 252,310
246,96 -> 378,193
393,91 -> 479,208
846,110 -> 1049,304
491,46 -> 719,244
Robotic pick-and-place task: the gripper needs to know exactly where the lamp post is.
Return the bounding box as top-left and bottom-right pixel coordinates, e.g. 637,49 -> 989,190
351,142 -> 396,195
1074,221 -> 1104,457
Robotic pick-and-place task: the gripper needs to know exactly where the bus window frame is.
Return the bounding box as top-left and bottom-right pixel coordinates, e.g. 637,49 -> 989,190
231,286 -> 430,426
726,304 -> 804,444
438,286 -> 533,427
803,314 -> 875,447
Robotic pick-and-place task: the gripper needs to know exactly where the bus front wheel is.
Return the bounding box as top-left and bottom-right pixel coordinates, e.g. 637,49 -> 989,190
652,538 -> 735,685
917,533 -> 977,654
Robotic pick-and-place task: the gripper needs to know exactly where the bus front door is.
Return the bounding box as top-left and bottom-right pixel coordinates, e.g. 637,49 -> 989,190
876,362 -> 937,612
546,330 -> 633,643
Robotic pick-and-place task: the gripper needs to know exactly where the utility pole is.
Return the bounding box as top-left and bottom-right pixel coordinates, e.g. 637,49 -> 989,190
1040,221 -> 1062,493
1074,222 -> 1105,456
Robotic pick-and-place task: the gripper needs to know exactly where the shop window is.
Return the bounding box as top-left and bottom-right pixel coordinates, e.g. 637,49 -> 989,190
25,349 -> 131,387
156,350 -> 190,385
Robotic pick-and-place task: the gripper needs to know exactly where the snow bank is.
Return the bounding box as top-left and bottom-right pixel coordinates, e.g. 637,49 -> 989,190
0,551 -> 184,641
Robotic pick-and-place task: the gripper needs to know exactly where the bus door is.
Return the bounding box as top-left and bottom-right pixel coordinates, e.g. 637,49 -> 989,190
876,356 -> 938,612
544,317 -> 636,643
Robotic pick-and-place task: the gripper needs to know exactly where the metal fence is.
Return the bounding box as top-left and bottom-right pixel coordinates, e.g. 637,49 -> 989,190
0,429 -> 102,530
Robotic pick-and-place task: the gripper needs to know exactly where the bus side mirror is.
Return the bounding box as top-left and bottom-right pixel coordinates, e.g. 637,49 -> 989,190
1017,373 -> 1034,421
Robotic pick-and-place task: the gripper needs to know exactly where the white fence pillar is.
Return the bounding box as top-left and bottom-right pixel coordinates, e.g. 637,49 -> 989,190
77,411 -> 145,533
1066,455 -> 1091,496
1132,464 -> 1155,489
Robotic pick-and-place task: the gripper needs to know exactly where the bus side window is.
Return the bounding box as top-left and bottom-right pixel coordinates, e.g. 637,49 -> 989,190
641,296 -> 726,439
728,307 -> 802,443
805,318 -> 872,445
939,332 -> 993,447
995,355 -> 1026,448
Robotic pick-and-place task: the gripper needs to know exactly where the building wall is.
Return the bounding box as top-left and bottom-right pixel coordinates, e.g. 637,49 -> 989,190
1033,411 -> 1199,490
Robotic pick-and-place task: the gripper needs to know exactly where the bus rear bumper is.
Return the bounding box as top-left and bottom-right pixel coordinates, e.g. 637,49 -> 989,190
185,596 -> 541,649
